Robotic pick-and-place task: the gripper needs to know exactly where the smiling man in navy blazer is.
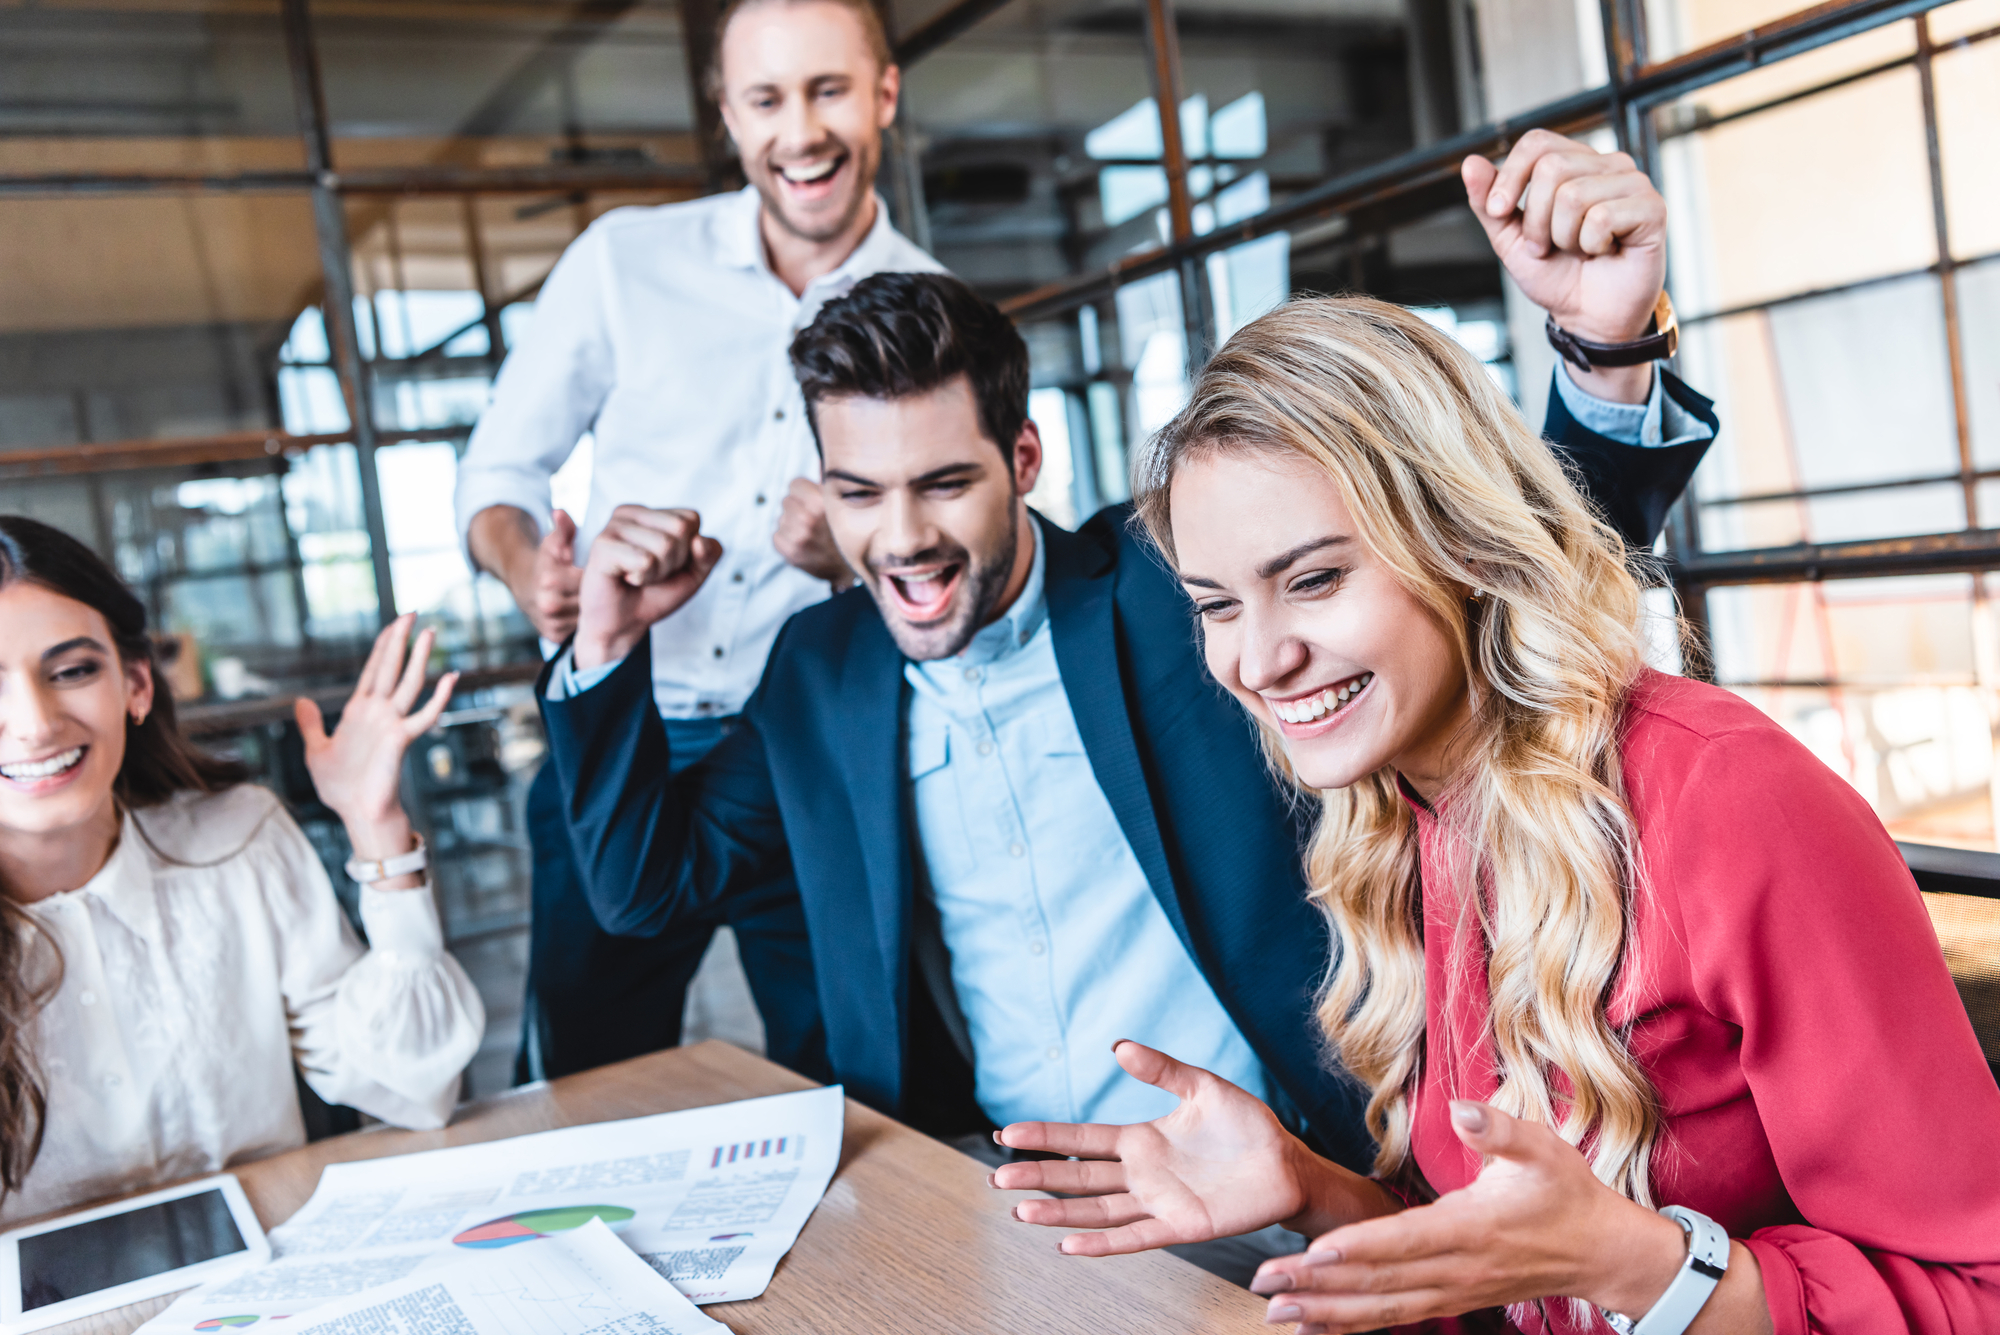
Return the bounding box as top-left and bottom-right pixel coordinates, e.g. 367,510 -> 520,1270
539,135 -> 1718,1280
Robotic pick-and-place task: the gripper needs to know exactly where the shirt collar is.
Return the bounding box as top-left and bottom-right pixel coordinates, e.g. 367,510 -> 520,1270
711,184 -> 767,271
953,518 -> 1048,668
29,811 -> 160,941
710,184 -> 902,297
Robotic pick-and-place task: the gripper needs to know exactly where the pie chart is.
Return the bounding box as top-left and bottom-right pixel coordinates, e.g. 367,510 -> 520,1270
195,1318 -> 259,1330
451,1204 -> 636,1249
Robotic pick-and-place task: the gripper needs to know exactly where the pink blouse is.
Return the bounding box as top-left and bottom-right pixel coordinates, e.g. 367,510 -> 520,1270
1400,669 -> 2000,1334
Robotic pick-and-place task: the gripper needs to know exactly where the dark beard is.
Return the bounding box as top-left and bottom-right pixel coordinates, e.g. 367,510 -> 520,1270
876,517 -> 1020,662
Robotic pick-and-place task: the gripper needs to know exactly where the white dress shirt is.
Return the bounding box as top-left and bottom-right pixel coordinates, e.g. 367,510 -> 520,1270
5,784 -> 484,1225
454,185 -> 944,720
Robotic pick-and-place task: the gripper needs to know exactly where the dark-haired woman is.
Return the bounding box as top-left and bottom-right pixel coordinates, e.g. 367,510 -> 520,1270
0,516 -> 483,1224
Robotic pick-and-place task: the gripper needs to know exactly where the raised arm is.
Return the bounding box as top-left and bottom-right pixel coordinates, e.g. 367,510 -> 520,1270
1463,129 -> 1718,549
539,504 -> 793,938
288,615 -> 483,1127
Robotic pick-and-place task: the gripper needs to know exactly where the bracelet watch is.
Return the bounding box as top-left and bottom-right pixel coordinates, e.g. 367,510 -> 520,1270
345,833 -> 429,885
1546,290 -> 1678,372
1600,1204 -> 1729,1335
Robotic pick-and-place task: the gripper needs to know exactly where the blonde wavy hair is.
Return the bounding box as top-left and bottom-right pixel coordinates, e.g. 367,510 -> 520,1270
1135,296 -> 1662,1204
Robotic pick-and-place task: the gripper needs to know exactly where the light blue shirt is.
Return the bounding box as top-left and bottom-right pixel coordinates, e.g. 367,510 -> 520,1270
1552,362 -> 1710,450
903,524 -> 1274,1129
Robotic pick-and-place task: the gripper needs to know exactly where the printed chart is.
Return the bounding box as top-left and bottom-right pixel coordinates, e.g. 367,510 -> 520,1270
454,1207 -> 637,1249
138,1086 -> 844,1335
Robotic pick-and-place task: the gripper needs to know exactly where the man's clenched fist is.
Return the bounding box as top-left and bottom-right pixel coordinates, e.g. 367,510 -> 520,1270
575,505 -> 723,670
1463,129 -> 1668,404
774,476 -> 855,588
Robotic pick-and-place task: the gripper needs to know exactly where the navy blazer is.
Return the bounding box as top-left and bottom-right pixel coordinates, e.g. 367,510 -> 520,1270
540,377 -> 1716,1172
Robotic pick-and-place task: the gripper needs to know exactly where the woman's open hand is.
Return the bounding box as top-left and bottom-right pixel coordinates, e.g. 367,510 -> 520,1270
1249,1100 -> 1696,1334
298,615 -> 457,859
989,1041 -> 1392,1256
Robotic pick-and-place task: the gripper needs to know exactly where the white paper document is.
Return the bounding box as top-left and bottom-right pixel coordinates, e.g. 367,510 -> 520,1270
288,1219 -> 726,1335
139,1085 -> 844,1335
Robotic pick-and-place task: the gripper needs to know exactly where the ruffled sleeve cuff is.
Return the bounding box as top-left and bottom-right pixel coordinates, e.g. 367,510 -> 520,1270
356,881 -> 449,961
326,884 -> 484,1126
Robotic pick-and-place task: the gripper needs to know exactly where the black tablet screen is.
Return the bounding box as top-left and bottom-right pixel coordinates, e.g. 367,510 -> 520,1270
19,1189 -> 247,1311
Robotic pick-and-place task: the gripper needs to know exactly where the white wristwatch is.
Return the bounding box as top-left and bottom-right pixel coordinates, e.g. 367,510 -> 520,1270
1601,1205 -> 1729,1335
345,833 -> 428,885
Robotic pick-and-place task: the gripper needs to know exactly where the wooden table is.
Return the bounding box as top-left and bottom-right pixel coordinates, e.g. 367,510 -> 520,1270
55,1042 -> 1270,1335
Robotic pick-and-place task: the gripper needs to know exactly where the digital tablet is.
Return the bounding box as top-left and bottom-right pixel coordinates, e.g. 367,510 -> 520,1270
0,1174 -> 269,1335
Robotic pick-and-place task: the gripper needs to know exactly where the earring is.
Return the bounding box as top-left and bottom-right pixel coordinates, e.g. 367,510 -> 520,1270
130,710 -> 148,726
1470,588 -> 1487,601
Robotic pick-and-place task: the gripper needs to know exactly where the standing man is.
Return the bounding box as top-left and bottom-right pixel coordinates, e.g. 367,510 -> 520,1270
453,0 -> 943,1081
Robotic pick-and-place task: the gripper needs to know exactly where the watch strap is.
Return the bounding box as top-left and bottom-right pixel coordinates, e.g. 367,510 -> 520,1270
345,833 -> 428,884
1547,291 -> 1679,371
1627,1205 -> 1729,1335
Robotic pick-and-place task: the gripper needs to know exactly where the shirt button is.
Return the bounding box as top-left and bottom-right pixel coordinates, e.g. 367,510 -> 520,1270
1020,631 -> 1031,645
1029,940 -> 1046,956
1045,1046 -> 1061,1062
79,991 -> 97,1006
731,571 -> 744,583
976,740 -> 994,757
1009,841 -> 1025,858
964,666 -> 981,683
755,493 -> 767,505
104,1074 -> 122,1089
712,646 -> 725,659
774,408 -> 786,420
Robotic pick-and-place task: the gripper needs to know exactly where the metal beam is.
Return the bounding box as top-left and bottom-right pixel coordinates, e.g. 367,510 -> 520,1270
1136,0 -> 1213,371
0,425 -> 473,482
0,163 -> 710,198
1141,0 -> 1194,248
283,0 -> 398,629
1900,842 -> 2000,901
1672,529 -> 2000,587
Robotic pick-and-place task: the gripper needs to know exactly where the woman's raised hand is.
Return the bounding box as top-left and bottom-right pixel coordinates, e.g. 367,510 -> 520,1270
990,1040 -> 1389,1256
1247,1101 -> 1719,1335
297,614 -> 457,868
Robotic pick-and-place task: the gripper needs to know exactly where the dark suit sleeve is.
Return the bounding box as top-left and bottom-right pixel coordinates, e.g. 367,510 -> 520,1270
1541,368 -> 1718,551
538,636 -> 792,938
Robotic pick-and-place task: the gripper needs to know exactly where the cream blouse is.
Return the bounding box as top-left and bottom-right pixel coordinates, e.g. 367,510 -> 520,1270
5,784 -> 485,1225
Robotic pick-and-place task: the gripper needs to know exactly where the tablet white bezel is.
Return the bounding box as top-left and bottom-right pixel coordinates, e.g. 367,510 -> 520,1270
0,1173 -> 270,1335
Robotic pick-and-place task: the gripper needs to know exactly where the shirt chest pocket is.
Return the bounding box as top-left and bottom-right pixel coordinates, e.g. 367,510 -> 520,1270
907,724 -> 976,885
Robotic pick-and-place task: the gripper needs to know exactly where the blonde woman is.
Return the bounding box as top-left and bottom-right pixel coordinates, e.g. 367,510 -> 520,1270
986,297 -> 2000,1332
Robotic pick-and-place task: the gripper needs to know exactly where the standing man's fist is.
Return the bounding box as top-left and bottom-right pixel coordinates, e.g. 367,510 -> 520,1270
575,505 -> 723,670
472,506 -> 583,643
521,509 -> 583,641
1463,129 -> 1668,403
774,476 -> 855,589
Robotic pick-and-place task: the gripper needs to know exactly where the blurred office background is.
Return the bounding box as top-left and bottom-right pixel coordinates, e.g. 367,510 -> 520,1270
3,0 -> 1997,1089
